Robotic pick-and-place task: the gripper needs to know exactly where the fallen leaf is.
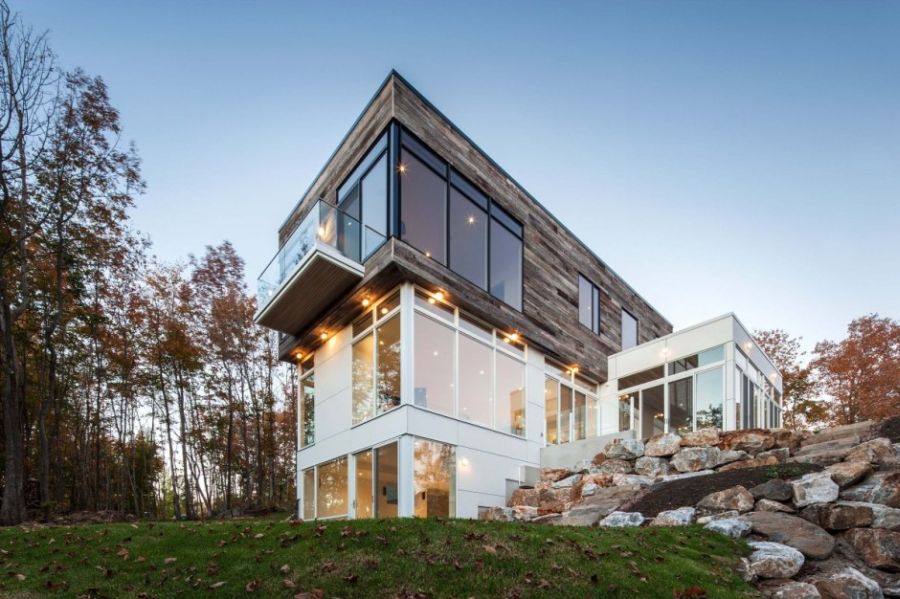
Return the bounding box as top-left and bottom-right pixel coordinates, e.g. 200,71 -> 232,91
343,573 -> 358,584
209,581 -> 226,589
164,557 -> 177,564
254,533 -> 264,539
245,579 -> 260,592
279,564 -> 291,574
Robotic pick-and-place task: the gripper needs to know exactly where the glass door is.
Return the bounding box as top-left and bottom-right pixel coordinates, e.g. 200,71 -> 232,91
354,442 -> 398,519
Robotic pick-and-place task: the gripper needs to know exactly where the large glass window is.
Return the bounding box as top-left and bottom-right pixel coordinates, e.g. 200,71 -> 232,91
640,385 -> 665,439
414,439 -> 455,518
458,335 -> 492,427
619,393 -> 635,432
578,275 -> 600,334
376,316 -> 401,414
414,313 -> 455,415
490,218 -> 522,311
619,365 -> 665,390
669,345 -> 725,375
302,468 -> 315,520
574,391 -> 587,440
449,188 -> 488,289
559,385 -> 573,444
669,378 -> 693,435
354,450 -> 374,519
545,378 -> 559,444
354,442 -> 398,519
300,367 -> 315,448
400,149 -> 446,264
352,335 -> 375,425
361,155 -> 388,254
696,368 -> 724,429
353,307 -> 401,426
495,353 -> 525,436
316,457 -> 348,518
621,309 -> 638,350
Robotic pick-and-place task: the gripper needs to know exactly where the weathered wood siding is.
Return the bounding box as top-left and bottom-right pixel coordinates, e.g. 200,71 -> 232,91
274,72 -> 672,381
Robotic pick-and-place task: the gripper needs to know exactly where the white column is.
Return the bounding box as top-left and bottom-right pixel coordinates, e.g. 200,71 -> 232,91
397,434 -> 414,517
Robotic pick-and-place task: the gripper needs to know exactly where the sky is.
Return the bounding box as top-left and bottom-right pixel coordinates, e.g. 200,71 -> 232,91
12,0 -> 900,356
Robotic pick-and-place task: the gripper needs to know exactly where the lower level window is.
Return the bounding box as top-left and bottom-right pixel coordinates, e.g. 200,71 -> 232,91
316,456 -> 348,518
696,368 -> 724,429
354,442 -> 398,519
414,439 -> 455,518
302,468 -> 315,520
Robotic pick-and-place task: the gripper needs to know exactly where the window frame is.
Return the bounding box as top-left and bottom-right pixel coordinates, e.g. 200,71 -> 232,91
336,131 -> 390,261
543,364 -> 600,447
350,291 -> 403,427
299,355 -> 315,448
577,274 -> 601,335
621,307 -> 638,350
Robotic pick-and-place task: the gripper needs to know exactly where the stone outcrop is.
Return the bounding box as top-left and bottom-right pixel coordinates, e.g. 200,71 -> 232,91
748,541 -> 806,579
697,485 -> 755,513
792,472 -> 840,508
845,528 -> 900,572
745,511 -> 836,559
671,446 -> 720,472
644,432 -> 681,457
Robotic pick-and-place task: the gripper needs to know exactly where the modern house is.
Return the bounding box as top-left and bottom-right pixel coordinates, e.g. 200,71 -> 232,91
254,71 -> 782,520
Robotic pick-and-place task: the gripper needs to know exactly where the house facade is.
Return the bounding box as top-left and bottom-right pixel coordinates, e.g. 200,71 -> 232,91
254,72 -> 782,520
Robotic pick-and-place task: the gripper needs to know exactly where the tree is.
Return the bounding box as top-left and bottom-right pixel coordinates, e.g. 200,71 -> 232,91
754,329 -> 825,429
813,314 -> 900,425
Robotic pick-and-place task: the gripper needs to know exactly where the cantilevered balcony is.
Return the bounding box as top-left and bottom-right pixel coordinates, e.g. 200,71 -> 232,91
256,200 -> 385,335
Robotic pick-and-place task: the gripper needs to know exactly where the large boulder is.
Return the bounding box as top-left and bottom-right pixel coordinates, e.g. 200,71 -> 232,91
845,528 -> 900,572
480,506 -> 513,521
812,567 -> 884,599
671,446 -> 720,472
772,428 -> 806,452
551,473 -> 582,489
826,461 -> 873,489
697,510 -> 740,524
752,479 -> 794,502
577,484 -> 644,517
841,472 -> 900,508
718,454 -> 780,472
792,471 -> 840,508
540,468 -> 573,483
837,501 -> 900,531
644,432 -> 682,457
745,511 -> 836,559
759,447 -> 791,463
537,487 -> 572,514
660,470 -> 715,483
603,438 -> 645,460
756,499 -> 795,513
716,449 -> 751,466
611,473 -> 655,488
845,438 -> 896,465
757,580 -> 822,599
681,427 -> 720,447
704,518 -> 751,538
698,485 -> 755,513
748,541 -> 805,579
634,456 -> 672,478
651,507 -> 696,527
511,505 -> 538,521
551,505 -> 607,527
818,504 -> 874,531
592,458 -> 633,475
720,429 -> 776,454
508,487 -> 539,507
599,511 -> 645,527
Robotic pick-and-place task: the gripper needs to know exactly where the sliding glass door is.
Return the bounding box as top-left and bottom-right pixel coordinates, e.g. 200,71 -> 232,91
354,442 -> 398,519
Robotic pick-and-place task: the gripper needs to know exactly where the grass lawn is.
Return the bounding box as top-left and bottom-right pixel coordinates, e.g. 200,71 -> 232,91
0,516 -> 755,598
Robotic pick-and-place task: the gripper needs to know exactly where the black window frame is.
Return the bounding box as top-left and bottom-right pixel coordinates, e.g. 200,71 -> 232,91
335,130 -> 391,260
577,274 -> 601,335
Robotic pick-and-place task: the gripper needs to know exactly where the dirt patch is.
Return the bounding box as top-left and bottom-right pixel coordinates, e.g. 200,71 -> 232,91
876,415 -> 900,443
624,462 -> 822,517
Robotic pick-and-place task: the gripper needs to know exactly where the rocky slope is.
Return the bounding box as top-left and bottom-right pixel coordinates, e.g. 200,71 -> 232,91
483,418 -> 900,598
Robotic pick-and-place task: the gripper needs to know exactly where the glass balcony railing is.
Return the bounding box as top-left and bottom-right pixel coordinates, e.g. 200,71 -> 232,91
256,200 -> 386,316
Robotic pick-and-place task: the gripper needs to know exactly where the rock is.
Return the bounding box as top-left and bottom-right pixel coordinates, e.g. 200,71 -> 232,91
651,507 -> 696,527
718,454 -> 780,472
698,485 -> 755,513
599,511 -> 645,527
538,487 -> 572,513
792,438 -> 859,466
571,458 -> 593,473
745,511 -> 836,559
752,479 -> 794,502
611,473 -> 655,488
603,438 -> 645,460
551,505 -> 606,527
593,458 -> 633,475
845,528 -> 900,572
531,513 -> 562,525
846,438 -> 897,465
552,473 -> 582,489
508,487 -> 539,507
759,447 -> 791,463
697,510 -> 740,524
759,580 -> 822,598
721,429 -> 776,454
813,567 -> 884,599
819,504 -> 874,530
704,518 -> 752,538
827,461 -> 874,488
799,503 -> 829,527
757,499 -> 795,513
841,472 -> 900,508
660,470 -> 715,483
644,432 -> 682,457
672,446 -> 720,472
580,483 -> 600,497
717,449 -> 751,466
577,484 -> 644,517
481,506 -> 513,521
748,541 -> 805,578
511,506 -> 538,521
634,456 -> 672,478
540,468 -> 573,483
772,429 -> 806,452
837,501 -> 900,531
682,427 -> 720,447
792,471 -> 840,508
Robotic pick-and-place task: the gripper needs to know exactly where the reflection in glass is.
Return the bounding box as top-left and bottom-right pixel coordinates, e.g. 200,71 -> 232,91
669,378 -> 693,434
449,188 -> 488,289
362,155 -> 388,237
414,313 -> 454,415
352,334 -> 375,425
303,468 -> 315,520
495,353 -> 525,436
559,385 -> 572,444
574,391 -> 587,441
621,309 -> 638,350
400,149 -> 446,264
376,316 -> 402,415
489,219 -> 522,310
696,367 -> 724,429
459,335 -> 492,427
316,457 -> 348,518
355,450 -> 374,519
545,378 -> 559,445
578,275 -> 594,331
619,393 -> 635,432
414,439 -> 455,518
376,443 -> 398,518
640,385 -> 665,439
300,372 -> 315,447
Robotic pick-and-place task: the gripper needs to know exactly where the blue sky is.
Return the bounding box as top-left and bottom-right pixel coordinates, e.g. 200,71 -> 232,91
14,1 -> 899,355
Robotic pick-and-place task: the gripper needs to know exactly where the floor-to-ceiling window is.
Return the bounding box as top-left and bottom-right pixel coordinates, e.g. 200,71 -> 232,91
696,367 -> 724,429
302,468 -> 315,520
337,133 -> 389,259
641,385 -> 666,439
352,292 -> 401,426
316,457 -> 348,518
413,312 -> 454,415
449,186 -> 488,289
414,438 -> 455,518
354,442 -> 398,519
400,147 -> 447,263
621,309 -> 638,350
299,356 -> 315,447
544,362 -> 600,445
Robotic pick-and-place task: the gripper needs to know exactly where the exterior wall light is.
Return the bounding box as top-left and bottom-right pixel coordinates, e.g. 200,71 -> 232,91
459,458 -> 470,469
361,298 -> 371,307
319,332 -> 328,341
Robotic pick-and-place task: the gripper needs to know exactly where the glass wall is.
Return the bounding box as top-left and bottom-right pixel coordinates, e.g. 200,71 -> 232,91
618,392 -> 635,432
398,129 -> 523,311
354,442 -> 398,519
352,293 -> 401,426
354,450 -> 374,518
412,289 -> 527,437
316,457 -> 348,518
545,379 -> 559,444
621,309 -> 638,350
299,357 -> 315,447
640,385 -> 665,439
544,368 -> 600,446
337,133 -> 389,259
414,439 -> 455,518
668,378 -> 693,435
696,368 -> 724,429
302,468 -> 315,520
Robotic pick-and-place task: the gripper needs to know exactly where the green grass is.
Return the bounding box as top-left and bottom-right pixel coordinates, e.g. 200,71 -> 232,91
0,516 -> 755,598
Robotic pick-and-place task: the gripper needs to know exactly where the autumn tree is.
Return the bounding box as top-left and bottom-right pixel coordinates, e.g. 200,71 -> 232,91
754,329 -> 825,429
813,314 -> 900,425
